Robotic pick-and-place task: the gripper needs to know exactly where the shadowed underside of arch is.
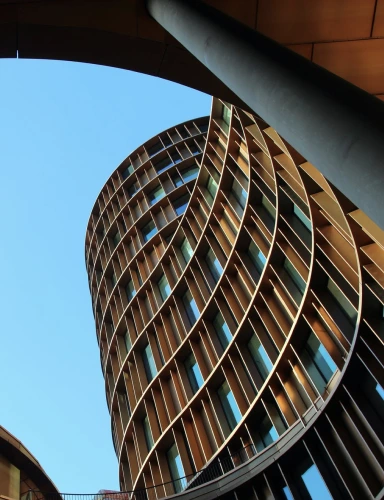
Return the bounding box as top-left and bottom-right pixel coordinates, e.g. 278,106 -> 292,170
0,0 -> 383,103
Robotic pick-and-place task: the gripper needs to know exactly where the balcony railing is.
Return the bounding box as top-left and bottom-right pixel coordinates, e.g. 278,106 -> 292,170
27,444 -> 256,500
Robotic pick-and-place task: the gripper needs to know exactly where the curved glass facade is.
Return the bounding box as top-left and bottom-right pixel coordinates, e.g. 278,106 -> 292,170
85,100 -> 384,499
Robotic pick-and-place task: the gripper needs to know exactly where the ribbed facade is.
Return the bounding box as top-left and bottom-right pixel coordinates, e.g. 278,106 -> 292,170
85,99 -> 384,499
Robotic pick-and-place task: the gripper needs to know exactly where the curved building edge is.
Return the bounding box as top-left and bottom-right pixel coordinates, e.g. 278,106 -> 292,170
0,426 -> 60,499
85,98 -> 384,499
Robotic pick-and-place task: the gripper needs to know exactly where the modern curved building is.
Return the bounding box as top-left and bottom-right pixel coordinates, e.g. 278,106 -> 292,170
0,426 -> 59,500
85,100 -> 384,499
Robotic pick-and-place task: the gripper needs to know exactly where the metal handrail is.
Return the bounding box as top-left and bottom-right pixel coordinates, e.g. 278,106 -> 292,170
27,443 -> 256,500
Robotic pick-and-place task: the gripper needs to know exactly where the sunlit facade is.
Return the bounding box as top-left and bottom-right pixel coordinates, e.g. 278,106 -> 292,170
0,426 -> 59,500
85,100 -> 384,499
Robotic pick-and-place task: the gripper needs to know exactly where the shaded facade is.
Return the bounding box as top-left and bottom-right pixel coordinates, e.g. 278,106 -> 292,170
0,0 -> 383,101
0,426 -> 59,500
85,100 -> 384,499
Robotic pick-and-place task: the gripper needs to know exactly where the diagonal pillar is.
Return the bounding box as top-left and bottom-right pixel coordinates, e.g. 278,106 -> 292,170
146,0 -> 384,230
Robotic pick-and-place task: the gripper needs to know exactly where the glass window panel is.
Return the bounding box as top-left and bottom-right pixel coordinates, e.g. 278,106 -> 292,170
327,278 -> 358,324
111,273 -> 117,287
123,329 -> 131,354
261,195 -> 276,219
148,184 -> 165,205
158,274 -> 171,302
142,343 -> 157,382
217,380 -> 242,431
302,332 -> 337,394
189,142 -> 200,155
127,182 -> 138,198
122,164 -> 134,179
143,415 -> 154,451
254,415 -> 279,452
155,156 -> 173,174
306,332 -> 337,381
142,220 -> 157,243
230,178 -> 247,217
293,203 -> 312,232
161,134 -> 172,147
221,104 -> 231,134
184,353 -> 204,394
172,174 -> 183,187
182,289 -> 200,326
180,238 -> 193,264
147,141 -> 164,158
171,152 -> 182,164
126,280 -> 135,302
167,444 -> 187,493
248,240 -> 266,273
282,486 -> 294,500
213,312 -> 232,349
180,165 -> 199,183
112,231 -> 121,248
301,464 -> 332,500
207,175 -> 218,199
248,335 -> 273,380
205,248 -> 223,284
377,383 -> 384,399
173,194 -> 190,216
283,258 -> 306,295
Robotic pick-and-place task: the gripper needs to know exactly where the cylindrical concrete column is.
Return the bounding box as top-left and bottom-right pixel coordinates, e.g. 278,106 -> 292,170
146,0 -> 384,229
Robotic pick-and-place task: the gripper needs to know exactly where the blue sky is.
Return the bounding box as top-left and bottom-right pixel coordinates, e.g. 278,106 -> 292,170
0,59 -> 210,493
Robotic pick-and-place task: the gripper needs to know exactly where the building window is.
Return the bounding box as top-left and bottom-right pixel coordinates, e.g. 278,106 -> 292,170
171,151 -> 182,164
173,194 -> 190,216
118,391 -> 131,418
123,330 -> 131,354
111,272 -> 117,287
180,165 -> 199,183
377,383 -> 384,399
302,332 -> 337,394
283,258 -> 306,295
206,174 -> 219,206
221,104 -> 231,134
180,238 -> 193,264
161,134 -> 172,147
143,415 -> 154,451
327,278 -> 358,324
189,142 -> 200,155
167,443 -> 187,493
301,464 -> 332,500
142,220 -> 157,243
142,343 -> 157,383
122,164 -> 134,179
229,178 -> 247,217
213,311 -> 232,349
172,173 -> 183,187
205,248 -> 223,284
261,194 -> 276,219
217,380 -> 242,431
293,203 -> 312,232
126,280 -> 135,302
182,289 -> 200,326
198,123 -> 208,133
248,335 -> 273,380
147,141 -> 164,158
158,274 -> 171,302
148,184 -> 165,205
254,415 -> 279,452
127,182 -> 139,198
248,240 -> 266,273
155,156 -> 172,174
184,353 -> 204,394
112,230 -> 121,248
